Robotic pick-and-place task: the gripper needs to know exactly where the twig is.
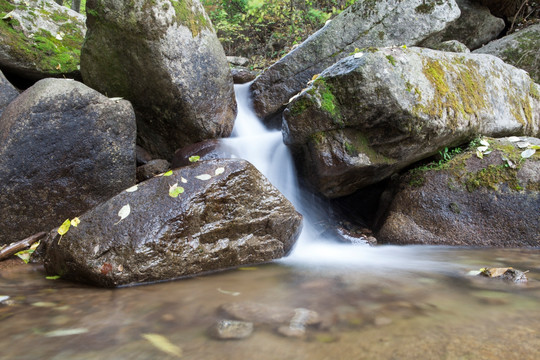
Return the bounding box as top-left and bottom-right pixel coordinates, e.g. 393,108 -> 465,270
0,232 -> 46,261
510,0 -> 529,33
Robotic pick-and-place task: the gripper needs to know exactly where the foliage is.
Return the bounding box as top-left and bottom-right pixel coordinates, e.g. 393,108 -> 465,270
202,0 -> 356,68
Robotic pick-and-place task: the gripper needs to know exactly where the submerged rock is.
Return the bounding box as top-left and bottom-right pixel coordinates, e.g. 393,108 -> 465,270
81,0 -> 237,159
283,47 -> 540,198
0,0 -> 86,80
250,0 -> 460,122
42,159 -> 302,287
0,78 -> 136,246
220,302 -> 320,326
376,137 -> 540,247
474,23 -> 540,83
208,320 -> 254,340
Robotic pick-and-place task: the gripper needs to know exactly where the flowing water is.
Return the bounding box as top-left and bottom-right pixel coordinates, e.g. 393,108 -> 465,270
1,84 -> 539,359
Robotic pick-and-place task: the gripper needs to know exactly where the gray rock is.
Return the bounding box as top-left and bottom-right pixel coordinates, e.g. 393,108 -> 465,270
283,47 -> 540,198
432,40 -> 470,53
171,139 -> 235,169
421,0 -> 505,50
227,56 -> 249,67
0,70 -> 19,116
0,0 -> 86,80
0,78 -> 136,245
250,0 -> 461,121
376,137 -> 540,247
81,0 -> 237,159
220,302 -> 320,326
231,67 -> 256,84
208,320 -> 254,340
474,24 -> 540,83
136,159 -> 170,182
42,159 -> 302,287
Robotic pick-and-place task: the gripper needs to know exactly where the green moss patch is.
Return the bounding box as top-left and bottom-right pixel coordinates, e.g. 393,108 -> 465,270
170,0 -> 210,37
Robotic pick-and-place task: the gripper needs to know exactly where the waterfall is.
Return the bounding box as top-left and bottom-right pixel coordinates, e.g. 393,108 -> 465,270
221,83 -> 447,271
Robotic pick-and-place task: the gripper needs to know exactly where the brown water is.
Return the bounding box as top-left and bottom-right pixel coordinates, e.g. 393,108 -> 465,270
1,247 -> 540,360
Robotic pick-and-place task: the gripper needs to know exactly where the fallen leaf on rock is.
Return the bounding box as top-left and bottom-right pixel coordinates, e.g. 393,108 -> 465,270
215,167 -> 225,176
169,183 -> 184,198
15,241 -> 40,264
516,141 -> 530,149
189,155 -> 200,163
181,177 -> 188,183
477,145 -> 489,152
476,150 -> 484,159
471,267 -> 528,283
58,219 -> 71,236
70,217 -> 80,227
195,174 -> 212,181
142,333 -> 183,358
521,148 -> 536,158
479,139 -> 490,147
114,204 -> 131,225
507,136 -> 520,142
162,170 -> 173,177
125,185 -> 138,192
44,328 -> 89,337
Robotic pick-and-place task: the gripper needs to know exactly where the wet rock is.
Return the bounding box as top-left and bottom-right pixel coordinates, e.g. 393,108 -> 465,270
474,23 -> 540,83
0,0 -> 86,81
231,67 -> 256,84
42,159 -> 302,287
250,0 -> 460,121
208,319 -> 254,340
220,302 -> 320,326
376,137 -> 540,247
283,47 -> 540,198
432,40 -> 471,53
0,70 -> 19,116
135,145 -> 153,166
171,139 -> 235,169
81,0 -> 237,159
136,159 -> 170,182
475,267 -> 529,283
0,78 -> 136,246
421,0 -> 505,50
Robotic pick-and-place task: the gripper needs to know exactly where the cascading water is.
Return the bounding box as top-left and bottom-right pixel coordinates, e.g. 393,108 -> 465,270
222,83 -> 451,272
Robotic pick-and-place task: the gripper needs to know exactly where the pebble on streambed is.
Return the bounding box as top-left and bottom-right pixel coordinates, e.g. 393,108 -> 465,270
208,319 -> 254,340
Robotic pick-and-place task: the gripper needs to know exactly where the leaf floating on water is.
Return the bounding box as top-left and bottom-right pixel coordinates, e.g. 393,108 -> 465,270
195,174 -> 212,181
521,148 -> 536,158
169,183 -> 184,198
142,334 -> 183,358
217,288 -> 241,296
114,204 -> 131,225
215,167 -> 225,176
70,217 -> 80,227
125,185 -> 138,192
46,275 -> 61,280
189,155 -> 200,163
44,328 -> 89,337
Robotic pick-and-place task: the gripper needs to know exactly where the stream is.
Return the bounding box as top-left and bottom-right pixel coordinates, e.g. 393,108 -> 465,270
0,84 -> 539,359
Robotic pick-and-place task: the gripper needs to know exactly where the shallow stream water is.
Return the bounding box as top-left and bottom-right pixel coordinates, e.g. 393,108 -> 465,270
1,84 -> 539,359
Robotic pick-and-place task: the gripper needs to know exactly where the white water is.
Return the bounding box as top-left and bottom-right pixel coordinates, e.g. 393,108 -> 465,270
222,83 -> 455,272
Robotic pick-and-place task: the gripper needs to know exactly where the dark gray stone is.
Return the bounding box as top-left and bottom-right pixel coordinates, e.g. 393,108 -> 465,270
0,70 -> 19,116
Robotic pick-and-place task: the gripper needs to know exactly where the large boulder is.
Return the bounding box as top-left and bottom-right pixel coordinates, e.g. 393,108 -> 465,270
0,78 -> 136,245
81,0 -> 237,159
0,0 -> 86,80
250,0 -> 461,122
283,47 -> 540,198
42,159 -> 303,287
421,0 -> 505,50
376,137 -> 540,246
474,23 -> 540,83
0,69 -> 18,116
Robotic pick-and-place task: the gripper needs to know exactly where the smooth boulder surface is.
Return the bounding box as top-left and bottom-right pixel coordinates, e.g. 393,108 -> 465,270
376,137 -> 540,246
0,0 -> 86,80
0,78 -> 136,245
0,69 -> 18,116
283,47 -> 540,198
421,0 -> 505,50
474,23 -> 540,83
81,0 -> 237,159
250,0 -> 460,122
42,159 -> 303,287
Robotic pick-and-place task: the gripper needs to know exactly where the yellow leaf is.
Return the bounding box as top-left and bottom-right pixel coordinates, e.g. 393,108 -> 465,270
58,219 -> 71,236
189,155 -> 200,162
142,334 -> 183,358
488,267 -> 512,277
162,170 -> 173,177
70,217 -> 80,227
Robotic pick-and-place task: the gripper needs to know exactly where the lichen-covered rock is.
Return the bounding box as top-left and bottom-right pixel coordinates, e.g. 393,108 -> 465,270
42,159 -> 302,287
421,0 -> 505,50
250,0 -> 460,122
283,47 -> 540,198
432,40 -> 470,53
0,0 -> 86,80
0,78 -> 136,246
474,23 -> 540,83
376,137 -> 540,246
81,0 -> 237,159
0,69 -> 18,116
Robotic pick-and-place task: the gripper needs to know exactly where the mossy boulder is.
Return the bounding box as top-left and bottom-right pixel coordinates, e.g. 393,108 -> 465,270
474,23 -> 540,83
250,0 -> 461,123
0,78 -> 136,246
375,137 -> 540,246
283,47 -> 540,198
81,0 -> 237,160
421,0 -> 505,51
41,159 -> 303,287
0,0 -> 86,80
